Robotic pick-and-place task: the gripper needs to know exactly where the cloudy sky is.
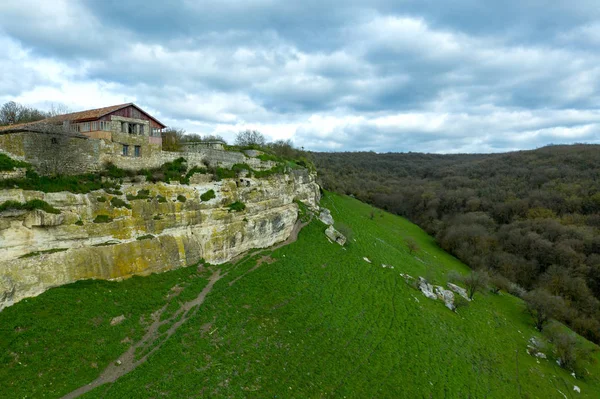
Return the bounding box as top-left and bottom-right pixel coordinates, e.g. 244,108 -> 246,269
1,0 -> 600,153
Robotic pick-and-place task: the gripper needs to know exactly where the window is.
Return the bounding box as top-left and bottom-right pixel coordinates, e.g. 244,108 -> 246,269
121,122 -> 127,133
139,125 -> 144,135
51,137 -> 58,144
128,124 -> 135,134
134,145 -> 141,157
122,144 -> 129,156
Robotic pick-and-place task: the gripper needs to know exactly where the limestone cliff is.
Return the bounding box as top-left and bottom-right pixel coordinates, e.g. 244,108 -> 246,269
0,169 -> 320,310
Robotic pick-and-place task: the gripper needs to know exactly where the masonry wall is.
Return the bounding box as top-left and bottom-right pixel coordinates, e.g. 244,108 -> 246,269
0,131 -> 275,175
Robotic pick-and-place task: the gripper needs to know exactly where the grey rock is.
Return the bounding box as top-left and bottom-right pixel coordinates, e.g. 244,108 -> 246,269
319,208 -> 334,225
325,225 -> 346,246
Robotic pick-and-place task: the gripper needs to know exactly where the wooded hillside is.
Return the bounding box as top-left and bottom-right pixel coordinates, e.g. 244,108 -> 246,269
313,145 -> 600,342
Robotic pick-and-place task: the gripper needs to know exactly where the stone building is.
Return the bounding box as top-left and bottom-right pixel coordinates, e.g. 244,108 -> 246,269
0,103 -> 166,173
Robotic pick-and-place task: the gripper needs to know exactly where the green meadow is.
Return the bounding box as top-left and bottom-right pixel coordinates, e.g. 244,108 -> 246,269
1,192 -> 598,398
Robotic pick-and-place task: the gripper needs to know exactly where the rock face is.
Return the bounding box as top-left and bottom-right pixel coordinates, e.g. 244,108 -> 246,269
325,226 -> 346,246
0,168 -> 320,310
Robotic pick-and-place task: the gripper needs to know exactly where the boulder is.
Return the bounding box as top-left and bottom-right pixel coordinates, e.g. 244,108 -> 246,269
434,285 -> 455,310
418,277 -> 437,300
319,208 -> 334,225
325,225 -> 346,246
447,282 -> 470,301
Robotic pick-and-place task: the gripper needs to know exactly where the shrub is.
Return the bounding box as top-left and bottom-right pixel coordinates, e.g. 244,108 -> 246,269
156,195 -> 167,203
110,197 -> 131,209
227,201 -> 246,212
93,215 -> 112,223
0,153 -> 28,171
75,220 -> 84,226
404,237 -> 420,255
97,196 -> 107,203
19,248 -> 68,259
177,195 -> 187,203
136,234 -> 155,241
0,199 -> 60,214
200,189 -> 216,202
153,215 -> 162,220
126,189 -> 151,200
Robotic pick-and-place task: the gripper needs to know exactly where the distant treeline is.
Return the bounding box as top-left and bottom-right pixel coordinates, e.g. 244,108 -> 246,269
313,145 -> 600,343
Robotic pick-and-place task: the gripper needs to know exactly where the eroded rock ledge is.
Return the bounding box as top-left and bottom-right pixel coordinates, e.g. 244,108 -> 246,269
0,169 -> 320,310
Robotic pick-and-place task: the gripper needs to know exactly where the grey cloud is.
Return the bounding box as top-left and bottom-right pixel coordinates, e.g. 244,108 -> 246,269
1,0 -> 600,153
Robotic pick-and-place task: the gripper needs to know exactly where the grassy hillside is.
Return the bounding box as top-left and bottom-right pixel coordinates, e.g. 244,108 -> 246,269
1,192 -> 598,398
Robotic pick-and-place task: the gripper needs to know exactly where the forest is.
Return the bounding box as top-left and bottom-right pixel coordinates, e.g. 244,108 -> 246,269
313,145 -> 600,343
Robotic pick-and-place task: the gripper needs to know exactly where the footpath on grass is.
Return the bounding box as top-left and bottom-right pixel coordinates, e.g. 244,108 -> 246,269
62,218 -> 309,399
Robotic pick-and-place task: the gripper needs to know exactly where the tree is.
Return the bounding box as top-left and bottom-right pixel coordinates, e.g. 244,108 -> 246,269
523,289 -> 566,331
405,237 -> 420,255
0,101 -> 47,125
161,128 -> 186,151
460,270 -> 489,299
235,129 -> 266,147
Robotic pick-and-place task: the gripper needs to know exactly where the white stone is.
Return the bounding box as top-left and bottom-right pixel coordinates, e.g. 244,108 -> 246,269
418,277 -> 437,300
325,226 -> 346,246
363,257 -> 371,263
318,208 -> 334,225
434,285 -> 455,310
110,315 -> 126,326
574,386 -> 580,393
447,282 -> 470,301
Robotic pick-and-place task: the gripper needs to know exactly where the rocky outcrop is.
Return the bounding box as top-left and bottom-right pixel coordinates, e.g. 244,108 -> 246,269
0,168 -> 320,310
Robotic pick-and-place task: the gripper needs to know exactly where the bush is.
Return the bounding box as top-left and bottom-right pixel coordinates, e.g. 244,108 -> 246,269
136,234 -> 155,241
156,195 -> 167,203
0,170 -> 120,194
544,322 -> 594,373
0,199 -> 60,214
75,220 -> 84,226
110,197 -> 131,209
97,196 -> 107,202
177,195 -> 187,203
0,153 -> 28,171
126,189 -> 151,201
93,215 -> 112,223
200,189 -> 216,202
227,201 -> 246,212
404,237 -> 420,255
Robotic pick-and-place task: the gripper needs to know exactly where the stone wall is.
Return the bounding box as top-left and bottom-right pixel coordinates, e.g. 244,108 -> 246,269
0,170 -> 320,309
0,131 -> 275,175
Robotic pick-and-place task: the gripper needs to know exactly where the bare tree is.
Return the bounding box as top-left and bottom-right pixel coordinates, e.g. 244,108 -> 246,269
0,101 -> 47,125
405,237 -> 420,255
47,103 -> 71,117
449,270 -> 489,300
235,129 -> 266,147
523,289 -> 566,331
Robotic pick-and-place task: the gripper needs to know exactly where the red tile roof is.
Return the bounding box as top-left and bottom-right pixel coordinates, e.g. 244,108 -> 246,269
44,103 -> 133,123
0,103 -> 166,133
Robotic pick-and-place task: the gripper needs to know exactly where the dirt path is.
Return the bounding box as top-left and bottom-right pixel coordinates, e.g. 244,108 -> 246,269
62,269 -> 225,399
62,216 -> 311,398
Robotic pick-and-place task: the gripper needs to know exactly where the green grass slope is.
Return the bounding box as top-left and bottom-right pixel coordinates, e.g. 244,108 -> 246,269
1,192 -> 598,398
